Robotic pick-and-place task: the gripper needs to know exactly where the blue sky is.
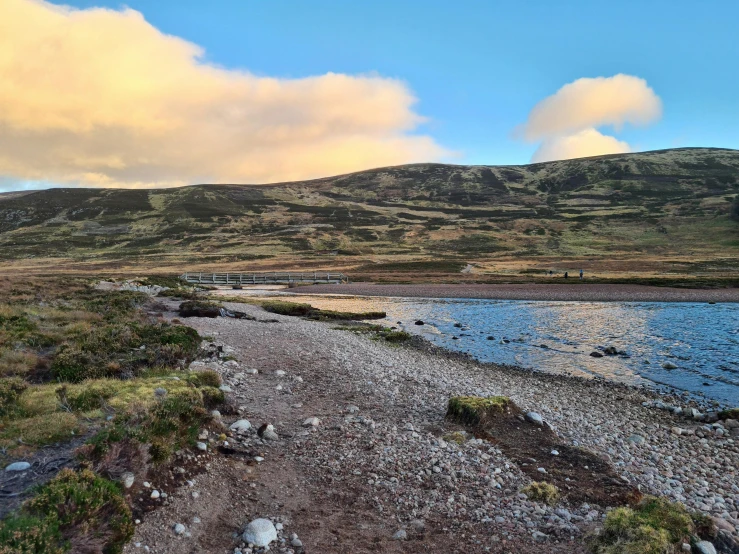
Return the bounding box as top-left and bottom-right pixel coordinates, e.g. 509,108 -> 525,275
1,0 -> 738,190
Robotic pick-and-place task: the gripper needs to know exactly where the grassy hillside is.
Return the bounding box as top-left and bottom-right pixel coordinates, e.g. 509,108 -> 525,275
0,147 -> 737,283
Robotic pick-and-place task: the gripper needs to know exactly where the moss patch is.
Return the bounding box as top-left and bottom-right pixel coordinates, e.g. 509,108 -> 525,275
588,496 -> 694,554
446,395 -> 511,426
522,482 -> 560,505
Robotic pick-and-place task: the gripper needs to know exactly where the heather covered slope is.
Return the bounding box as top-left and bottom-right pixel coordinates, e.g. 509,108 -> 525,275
0,148 -> 737,279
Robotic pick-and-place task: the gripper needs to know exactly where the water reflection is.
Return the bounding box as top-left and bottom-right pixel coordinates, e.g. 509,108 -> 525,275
228,291 -> 739,405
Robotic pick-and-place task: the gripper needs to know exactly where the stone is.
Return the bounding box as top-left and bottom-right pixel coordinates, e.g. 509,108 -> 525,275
694,541 -> 717,554
5,462 -> 31,472
525,412 -> 544,426
409,519 -> 425,532
662,362 -> 678,370
671,427 -> 684,436
211,410 -> 222,419
532,531 -> 548,542
303,417 -> 320,427
681,544 -> 691,553
242,518 -> 277,547
219,385 -> 233,393
346,405 -> 360,414
415,320 -> 424,325
604,346 -> 618,355
275,370 -> 286,377
245,368 -> 258,375
724,419 -> 739,429
230,419 -> 252,433
551,450 -> 559,456
262,429 -> 279,441
196,442 -> 207,451
392,529 -> 407,541
174,523 -> 186,535
291,538 -> 303,547
590,352 -> 603,358
150,490 -> 160,499
627,434 -> 645,444
154,387 -> 167,397
122,472 -> 135,489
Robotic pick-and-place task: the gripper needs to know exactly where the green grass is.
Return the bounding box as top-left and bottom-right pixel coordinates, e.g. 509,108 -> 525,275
261,300 -> 386,321
446,395 -> 511,426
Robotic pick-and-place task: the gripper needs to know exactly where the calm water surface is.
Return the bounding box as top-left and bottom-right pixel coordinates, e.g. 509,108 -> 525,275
274,294 -> 739,405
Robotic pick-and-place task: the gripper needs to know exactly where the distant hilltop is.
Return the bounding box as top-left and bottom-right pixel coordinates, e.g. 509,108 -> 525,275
0,147 -> 737,279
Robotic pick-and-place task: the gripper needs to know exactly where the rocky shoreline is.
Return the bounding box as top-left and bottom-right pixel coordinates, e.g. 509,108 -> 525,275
123,299 -> 739,553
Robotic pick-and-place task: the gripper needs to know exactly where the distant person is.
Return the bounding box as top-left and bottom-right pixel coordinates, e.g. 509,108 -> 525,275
549,270 -> 553,276
580,269 -> 584,280
564,271 -> 569,279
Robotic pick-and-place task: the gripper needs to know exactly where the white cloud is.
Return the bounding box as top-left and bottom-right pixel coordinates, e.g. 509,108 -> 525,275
0,0 -> 450,188
518,74 -> 662,162
531,128 -> 631,163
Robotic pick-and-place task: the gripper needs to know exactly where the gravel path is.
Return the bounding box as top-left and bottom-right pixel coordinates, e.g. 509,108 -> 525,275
125,301 -> 739,553
298,283 -> 739,303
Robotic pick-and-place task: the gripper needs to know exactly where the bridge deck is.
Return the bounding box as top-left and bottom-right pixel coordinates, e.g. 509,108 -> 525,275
180,272 -> 348,285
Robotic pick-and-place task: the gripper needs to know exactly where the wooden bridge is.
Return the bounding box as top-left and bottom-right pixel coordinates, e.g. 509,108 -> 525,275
179,271 -> 348,286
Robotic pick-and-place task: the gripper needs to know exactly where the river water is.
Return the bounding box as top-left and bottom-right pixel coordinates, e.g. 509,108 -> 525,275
266,294 -> 739,406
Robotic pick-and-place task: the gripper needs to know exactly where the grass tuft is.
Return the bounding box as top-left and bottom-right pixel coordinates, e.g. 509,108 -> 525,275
446,395 -> 511,426
522,481 -> 560,505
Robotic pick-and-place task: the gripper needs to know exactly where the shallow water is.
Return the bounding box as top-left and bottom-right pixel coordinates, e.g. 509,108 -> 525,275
270,294 -> 739,405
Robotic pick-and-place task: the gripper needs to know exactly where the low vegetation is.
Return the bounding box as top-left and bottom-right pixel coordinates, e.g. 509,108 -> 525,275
0,276 -> 222,553
261,300 -> 386,321
587,496 -> 706,554
446,395 -> 511,426
0,469 -> 133,554
522,481 -> 560,505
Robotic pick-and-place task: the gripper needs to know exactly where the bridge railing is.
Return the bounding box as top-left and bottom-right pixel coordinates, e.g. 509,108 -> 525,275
179,272 -> 348,285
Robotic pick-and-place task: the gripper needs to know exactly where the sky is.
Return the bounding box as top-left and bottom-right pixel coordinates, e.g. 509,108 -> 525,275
1,0 -> 738,191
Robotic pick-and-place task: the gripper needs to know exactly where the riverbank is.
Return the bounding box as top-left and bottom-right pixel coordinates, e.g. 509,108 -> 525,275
123,299 -> 739,553
297,283 -> 739,302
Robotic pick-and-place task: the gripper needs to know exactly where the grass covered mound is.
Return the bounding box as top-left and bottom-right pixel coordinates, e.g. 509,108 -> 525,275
446,395 -> 512,426
0,469 -> 133,554
261,300 -> 386,321
522,482 -> 560,506
588,496 -> 701,554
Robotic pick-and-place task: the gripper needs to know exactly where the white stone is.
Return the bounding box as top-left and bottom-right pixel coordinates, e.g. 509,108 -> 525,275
230,419 -> 252,433
174,523 -> 186,535
122,472 -> 135,488
5,462 -> 31,472
150,490 -> 160,499
245,368 -> 258,375
551,450 -> 559,456
219,385 -> 233,393
275,370 -> 286,376
694,541 -> 717,554
196,442 -> 207,451
392,529 -> 407,540
303,417 -> 320,427
242,518 -> 277,547
525,412 -> 544,425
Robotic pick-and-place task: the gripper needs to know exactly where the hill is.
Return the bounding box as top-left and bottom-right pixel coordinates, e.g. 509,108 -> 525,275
0,147 -> 737,282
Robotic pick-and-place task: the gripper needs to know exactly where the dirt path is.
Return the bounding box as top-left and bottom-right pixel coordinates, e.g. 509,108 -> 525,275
123,300 -> 738,553
298,283 -> 739,302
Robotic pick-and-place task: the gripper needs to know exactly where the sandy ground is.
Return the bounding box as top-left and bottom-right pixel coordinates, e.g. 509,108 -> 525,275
297,283 -> 739,303
123,301 -> 739,554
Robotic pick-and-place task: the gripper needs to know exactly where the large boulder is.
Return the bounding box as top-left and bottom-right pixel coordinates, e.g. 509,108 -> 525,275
243,518 -> 277,547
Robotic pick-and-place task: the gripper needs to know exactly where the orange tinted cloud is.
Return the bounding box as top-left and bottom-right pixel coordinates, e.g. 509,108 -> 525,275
518,74 -> 661,162
0,0 -> 449,188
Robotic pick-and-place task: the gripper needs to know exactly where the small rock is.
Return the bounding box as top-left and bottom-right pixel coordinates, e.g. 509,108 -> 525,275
392,529 -> 407,541
122,472 -> 135,489
681,543 -> 691,553
230,419 -> 252,433
414,320 -> 424,325
245,368 -> 258,375
150,490 -> 160,499
291,538 -> 303,547
275,370 -> 286,376
211,410 -> 222,419
243,518 -> 277,547
627,434 -> 645,445
532,531 -> 548,542
219,385 -> 233,393
154,387 -> 167,397
303,417 -> 320,427
590,352 -> 603,358
551,450 -> 559,456
409,519 -> 425,532
525,412 -> 544,426
5,462 -> 31,472
192,516 -> 201,524
196,442 -> 207,451
694,541 -> 717,554
662,362 -> 678,370
174,523 -> 186,535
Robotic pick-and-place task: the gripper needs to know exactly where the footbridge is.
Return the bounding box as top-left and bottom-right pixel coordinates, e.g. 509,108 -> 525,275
179,271 -> 348,286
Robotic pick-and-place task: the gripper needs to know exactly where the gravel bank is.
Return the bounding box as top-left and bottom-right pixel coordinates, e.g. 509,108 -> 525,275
298,283 -> 739,303
125,301 -> 739,553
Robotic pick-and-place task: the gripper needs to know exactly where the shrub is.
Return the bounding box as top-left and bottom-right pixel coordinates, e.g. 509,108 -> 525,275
588,496 -> 694,554
50,346 -> 102,383
25,468 -> 134,554
380,330 -> 411,343
0,349 -> 39,377
446,396 -> 511,426
64,385 -> 115,412
261,301 -> 313,316
82,291 -> 149,320
522,482 -> 559,505
178,301 -> 221,318
187,370 -> 222,388
0,514 -> 65,554
0,377 -> 28,416
200,386 -> 225,408
718,407 -> 739,420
